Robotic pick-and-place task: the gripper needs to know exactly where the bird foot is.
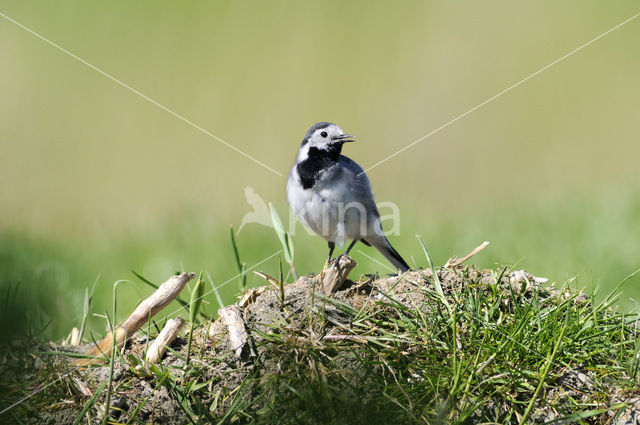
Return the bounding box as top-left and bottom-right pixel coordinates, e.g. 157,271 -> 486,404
335,252 -> 352,263
324,253 -> 350,271
319,255 -> 358,294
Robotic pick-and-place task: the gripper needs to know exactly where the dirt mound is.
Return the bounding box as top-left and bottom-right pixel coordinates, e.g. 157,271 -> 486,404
2,266 -> 638,424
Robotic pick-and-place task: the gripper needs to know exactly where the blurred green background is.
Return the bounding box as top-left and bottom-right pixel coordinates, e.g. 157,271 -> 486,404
1,1 -> 639,341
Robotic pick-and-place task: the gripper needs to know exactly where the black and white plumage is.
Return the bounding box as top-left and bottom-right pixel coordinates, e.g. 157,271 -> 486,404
286,122 -> 410,273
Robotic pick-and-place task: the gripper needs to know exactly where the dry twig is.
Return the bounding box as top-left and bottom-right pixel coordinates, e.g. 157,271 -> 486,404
145,317 -> 185,364
219,305 -> 254,361
444,241 -> 490,268
76,272 -> 195,366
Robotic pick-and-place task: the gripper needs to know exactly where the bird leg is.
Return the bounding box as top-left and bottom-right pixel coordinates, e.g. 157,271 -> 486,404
328,240 -> 359,272
324,241 -> 336,272
326,240 -> 358,272
327,241 -> 336,262
336,239 -> 358,261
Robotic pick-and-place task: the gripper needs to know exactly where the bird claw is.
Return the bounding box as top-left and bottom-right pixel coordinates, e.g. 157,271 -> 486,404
334,253 -> 353,267
323,253 -> 349,274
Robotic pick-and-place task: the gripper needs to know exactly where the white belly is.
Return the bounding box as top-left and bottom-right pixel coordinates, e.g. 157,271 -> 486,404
287,169 -> 366,247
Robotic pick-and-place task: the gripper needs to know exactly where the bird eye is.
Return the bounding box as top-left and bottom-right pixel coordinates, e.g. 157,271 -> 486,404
320,131 -> 328,138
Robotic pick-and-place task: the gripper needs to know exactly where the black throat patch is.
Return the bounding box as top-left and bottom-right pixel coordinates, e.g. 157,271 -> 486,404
296,144 -> 343,190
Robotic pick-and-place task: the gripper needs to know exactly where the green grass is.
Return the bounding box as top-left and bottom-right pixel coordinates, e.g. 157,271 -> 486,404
2,0 -> 639,346
240,273 -> 635,424
2,265 -> 638,424
1,187 -> 639,422
2,2 -> 639,421
1,184 -> 639,343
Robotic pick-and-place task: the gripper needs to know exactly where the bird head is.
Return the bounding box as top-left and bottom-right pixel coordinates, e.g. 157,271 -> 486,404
301,122 -> 355,151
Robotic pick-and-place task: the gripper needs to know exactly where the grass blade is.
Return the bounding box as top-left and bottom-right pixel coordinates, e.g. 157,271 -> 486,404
278,256 -> 285,303
78,274 -> 100,343
230,226 -> 247,290
269,203 -> 297,279
416,235 -> 450,311
205,270 -> 225,310
186,273 -> 205,366
72,379 -> 108,425
520,309 -> 569,424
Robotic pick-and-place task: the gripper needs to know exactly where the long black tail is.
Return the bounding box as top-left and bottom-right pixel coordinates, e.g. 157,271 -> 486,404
367,236 -> 410,273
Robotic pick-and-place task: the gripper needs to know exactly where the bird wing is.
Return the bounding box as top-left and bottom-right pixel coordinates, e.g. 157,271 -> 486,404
336,155 -> 380,217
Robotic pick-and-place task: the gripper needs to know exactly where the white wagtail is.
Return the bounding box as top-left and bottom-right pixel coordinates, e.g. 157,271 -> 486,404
286,122 -> 410,273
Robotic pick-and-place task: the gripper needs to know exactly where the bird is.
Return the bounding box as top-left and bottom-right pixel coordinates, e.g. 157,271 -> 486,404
286,122 -> 410,273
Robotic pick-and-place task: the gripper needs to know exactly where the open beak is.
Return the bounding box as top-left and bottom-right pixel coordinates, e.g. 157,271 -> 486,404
332,133 -> 356,143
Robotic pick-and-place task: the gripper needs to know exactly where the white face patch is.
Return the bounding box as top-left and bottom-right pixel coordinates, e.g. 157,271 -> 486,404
296,142 -> 311,163
296,124 -> 345,162
308,124 -> 344,149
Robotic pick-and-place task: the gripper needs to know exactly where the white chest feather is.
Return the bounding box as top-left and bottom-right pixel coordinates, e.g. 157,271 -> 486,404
287,166 -> 372,247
